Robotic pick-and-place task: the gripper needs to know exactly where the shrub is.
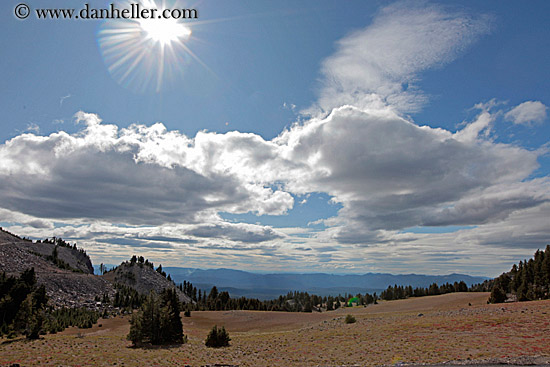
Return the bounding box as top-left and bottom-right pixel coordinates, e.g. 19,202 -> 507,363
205,325 -> 231,347
345,314 -> 356,324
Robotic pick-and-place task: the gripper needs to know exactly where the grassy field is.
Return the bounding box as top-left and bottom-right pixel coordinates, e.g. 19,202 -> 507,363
2,292 -> 550,366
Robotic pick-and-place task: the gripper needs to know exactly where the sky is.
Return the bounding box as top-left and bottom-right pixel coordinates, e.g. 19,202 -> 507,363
1,0 -> 549,277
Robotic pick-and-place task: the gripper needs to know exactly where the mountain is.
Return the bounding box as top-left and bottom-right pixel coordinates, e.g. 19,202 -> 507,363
102,261 -> 192,303
0,228 -> 114,308
164,267 -> 488,300
0,228 -> 192,307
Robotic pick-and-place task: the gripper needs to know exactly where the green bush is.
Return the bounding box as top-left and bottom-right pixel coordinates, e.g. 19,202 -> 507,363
345,314 -> 356,324
205,325 -> 231,348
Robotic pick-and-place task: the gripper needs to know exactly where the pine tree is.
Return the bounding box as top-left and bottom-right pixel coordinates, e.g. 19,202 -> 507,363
159,289 -> 183,344
127,289 -> 186,346
544,245 -> 550,295
127,311 -> 143,345
489,282 -> 507,304
0,268 -> 48,338
326,297 -> 333,311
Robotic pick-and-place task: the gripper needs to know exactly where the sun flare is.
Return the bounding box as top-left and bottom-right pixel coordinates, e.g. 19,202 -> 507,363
138,17 -> 191,45
97,0 -> 201,94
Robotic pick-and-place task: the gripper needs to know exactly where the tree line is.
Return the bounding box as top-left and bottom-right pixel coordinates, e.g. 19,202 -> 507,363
0,268 -> 99,339
182,280 -> 479,312
489,245 -> 550,303
379,281 -> 470,301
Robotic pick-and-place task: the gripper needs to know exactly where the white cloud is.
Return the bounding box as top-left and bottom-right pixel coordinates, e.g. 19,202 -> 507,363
186,222 -> 284,243
25,123 -> 40,134
0,105 -> 546,255
309,2 -> 492,115
0,208 -> 54,229
505,101 -> 548,125
274,106 -> 543,243
59,94 -> 71,107
0,112 -> 294,225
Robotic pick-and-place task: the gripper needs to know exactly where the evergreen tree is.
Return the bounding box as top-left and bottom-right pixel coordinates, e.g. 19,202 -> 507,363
208,286 -> 219,300
326,297 -> 333,311
492,246 -> 550,302
127,289 -> 186,346
489,282 -> 507,303
0,268 -> 48,338
159,289 -> 183,344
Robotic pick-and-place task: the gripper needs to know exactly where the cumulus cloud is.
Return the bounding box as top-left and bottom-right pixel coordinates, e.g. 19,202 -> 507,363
274,105 -> 543,244
2,104 -> 544,249
505,101 -> 548,125
0,112 -> 295,225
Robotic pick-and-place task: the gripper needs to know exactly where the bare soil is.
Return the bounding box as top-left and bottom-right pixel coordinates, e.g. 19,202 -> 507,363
2,292 -> 550,367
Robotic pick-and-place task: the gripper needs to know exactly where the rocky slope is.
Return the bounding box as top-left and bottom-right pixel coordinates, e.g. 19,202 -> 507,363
0,228 -> 195,309
0,228 -> 115,308
102,261 -> 193,303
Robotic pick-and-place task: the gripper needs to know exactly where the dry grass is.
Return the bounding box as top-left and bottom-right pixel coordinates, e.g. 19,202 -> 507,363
2,292 -> 550,366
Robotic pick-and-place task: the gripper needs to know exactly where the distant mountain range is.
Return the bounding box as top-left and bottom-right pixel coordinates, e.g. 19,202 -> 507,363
2,227 -> 489,306
159,267 -> 488,300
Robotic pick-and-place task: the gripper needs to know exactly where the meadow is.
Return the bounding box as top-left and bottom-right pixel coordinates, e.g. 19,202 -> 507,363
1,292 -> 549,366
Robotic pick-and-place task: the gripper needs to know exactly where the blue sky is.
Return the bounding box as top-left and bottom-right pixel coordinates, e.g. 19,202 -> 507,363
1,0 -> 549,276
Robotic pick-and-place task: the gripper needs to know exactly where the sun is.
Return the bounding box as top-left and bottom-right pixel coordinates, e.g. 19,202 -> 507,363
138,17 -> 191,45
97,0 -> 201,94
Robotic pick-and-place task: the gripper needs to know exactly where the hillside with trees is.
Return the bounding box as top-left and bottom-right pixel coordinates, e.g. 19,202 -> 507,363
489,245 -> 550,303
0,229 -> 114,308
101,256 -> 192,304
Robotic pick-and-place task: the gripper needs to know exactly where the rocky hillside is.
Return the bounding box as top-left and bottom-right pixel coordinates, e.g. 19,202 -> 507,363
0,228 -> 114,308
0,229 -> 195,308
102,261 -> 192,303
